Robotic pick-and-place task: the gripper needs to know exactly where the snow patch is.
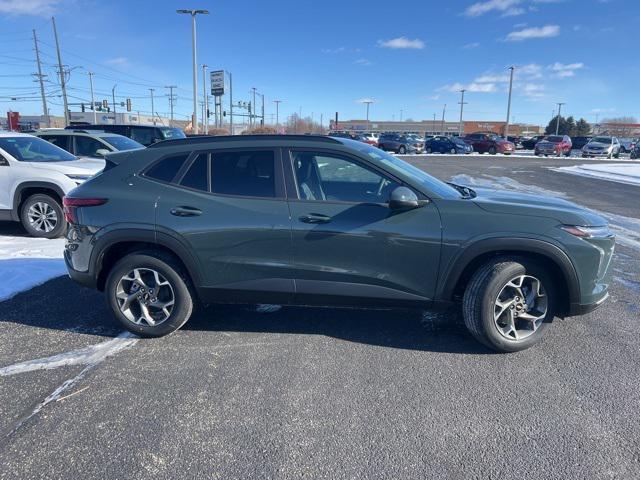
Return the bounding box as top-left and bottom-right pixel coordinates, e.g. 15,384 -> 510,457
0,235 -> 66,302
552,163 -> 640,187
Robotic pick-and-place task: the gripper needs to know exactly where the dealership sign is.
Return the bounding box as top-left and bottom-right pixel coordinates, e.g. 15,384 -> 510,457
210,70 -> 225,96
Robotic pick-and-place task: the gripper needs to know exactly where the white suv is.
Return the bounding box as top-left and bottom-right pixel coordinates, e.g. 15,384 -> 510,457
0,132 -> 104,238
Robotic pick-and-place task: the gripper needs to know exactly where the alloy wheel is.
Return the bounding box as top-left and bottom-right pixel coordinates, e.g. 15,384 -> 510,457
116,268 -> 175,326
27,201 -> 58,233
493,275 -> 547,341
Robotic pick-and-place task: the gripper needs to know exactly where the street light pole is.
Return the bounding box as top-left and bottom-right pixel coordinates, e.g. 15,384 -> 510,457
458,89 -> 467,136
149,88 -> 155,125
201,64 -> 208,134
112,84 -> 117,123
273,100 -> 282,131
165,85 -> 176,127
87,71 -> 97,124
555,102 -> 565,135
505,66 -> 515,138
441,104 -> 446,136
177,9 -> 209,134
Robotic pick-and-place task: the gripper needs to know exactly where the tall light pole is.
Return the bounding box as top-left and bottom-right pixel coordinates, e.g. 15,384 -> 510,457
273,100 -> 282,131
361,99 -> 373,129
33,30 -> 50,127
177,9 -> 209,134
458,89 -> 467,136
87,71 -> 96,124
226,71 -> 233,133
149,88 -> 155,125
165,85 -> 176,127
555,102 -> 565,135
112,84 -> 117,122
441,104 -> 446,136
201,64 -> 208,134
504,66 -> 515,138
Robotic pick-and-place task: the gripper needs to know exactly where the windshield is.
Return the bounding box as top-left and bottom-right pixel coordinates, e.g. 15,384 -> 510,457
102,135 -> 144,151
350,141 -> 461,199
0,136 -> 76,162
591,137 -> 612,144
159,127 -> 186,139
544,136 -> 563,142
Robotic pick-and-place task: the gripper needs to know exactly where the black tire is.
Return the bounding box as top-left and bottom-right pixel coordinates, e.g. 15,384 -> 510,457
462,257 -> 556,353
488,146 -> 497,155
426,147 -> 432,154
20,193 -> 66,239
450,148 -> 456,154
398,145 -> 406,154
105,253 -> 194,337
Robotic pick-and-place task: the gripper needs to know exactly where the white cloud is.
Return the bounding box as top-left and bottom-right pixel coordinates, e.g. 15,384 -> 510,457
501,6 -> 526,16
521,83 -> 545,98
0,0 -> 62,16
104,57 -> 130,67
356,98 -> 376,104
321,47 -> 361,54
549,62 -> 584,77
505,24 -> 560,41
426,94 -> 441,101
439,82 -> 498,93
377,37 -> 425,50
474,74 -> 511,83
464,0 -> 522,16
462,42 -> 480,49
355,58 -> 372,67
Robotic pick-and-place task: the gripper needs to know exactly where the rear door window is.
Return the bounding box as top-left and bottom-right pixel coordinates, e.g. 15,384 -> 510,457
74,136 -> 106,157
211,150 -> 276,198
130,127 -> 155,146
41,135 -> 71,152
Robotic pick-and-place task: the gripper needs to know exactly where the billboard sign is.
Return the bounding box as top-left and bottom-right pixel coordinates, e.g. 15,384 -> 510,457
210,70 -> 225,96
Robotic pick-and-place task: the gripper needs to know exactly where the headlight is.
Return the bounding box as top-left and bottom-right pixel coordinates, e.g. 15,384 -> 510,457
66,174 -> 92,181
561,225 -> 614,239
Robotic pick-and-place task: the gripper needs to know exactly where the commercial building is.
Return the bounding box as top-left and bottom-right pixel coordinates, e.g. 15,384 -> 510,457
330,119 -> 543,137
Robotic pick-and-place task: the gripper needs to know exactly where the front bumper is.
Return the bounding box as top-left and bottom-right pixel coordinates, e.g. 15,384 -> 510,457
582,151 -> 610,157
568,292 -> 609,316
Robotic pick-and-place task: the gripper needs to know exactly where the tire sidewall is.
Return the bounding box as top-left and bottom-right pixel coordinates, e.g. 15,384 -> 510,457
478,260 -> 555,352
106,254 -> 193,337
20,194 -> 66,238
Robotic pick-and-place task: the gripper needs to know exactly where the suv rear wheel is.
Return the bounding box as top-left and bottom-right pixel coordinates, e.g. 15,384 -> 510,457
462,257 -> 555,352
105,253 -> 194,337
20,193 -> 66,238
398,145 -> 406,154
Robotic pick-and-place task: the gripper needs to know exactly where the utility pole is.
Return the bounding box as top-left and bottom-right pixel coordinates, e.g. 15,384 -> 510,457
458,90 -> 467,136
177,9 -> 209,134
362,100 -> 373,128
32,29 -> 50,127
250,87 -> 257,128
201,64 -> 208,134
87,71 -> 97,124
273,100 -> 282,131
400,109 -> 403,122
320,113 -> 323,132
149,88 -> 155,125
555,102 -> 565,135
504,66 -> 515,138
51,17 -> 69,126
260,93 -> 265,126
165,85 -> 176,127
226,71 -> 233,134
112,84 -> 117,121
441,104 -> 446,136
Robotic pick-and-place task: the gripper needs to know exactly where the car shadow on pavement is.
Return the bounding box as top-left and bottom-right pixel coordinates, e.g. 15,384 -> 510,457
0,277 -> 493,354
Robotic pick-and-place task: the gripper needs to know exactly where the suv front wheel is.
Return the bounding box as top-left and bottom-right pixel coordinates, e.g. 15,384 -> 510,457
462,257 -> 555,352
20,193 -> 66,238
106,253 -> 194,337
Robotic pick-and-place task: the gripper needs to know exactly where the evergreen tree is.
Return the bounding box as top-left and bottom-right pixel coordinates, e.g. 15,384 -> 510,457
545,115 -> 570,135
575,118 -> 591,136
566,116 -> 577,136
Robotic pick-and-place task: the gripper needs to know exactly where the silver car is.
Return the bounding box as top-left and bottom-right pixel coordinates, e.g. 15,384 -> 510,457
581,136 -> 621,158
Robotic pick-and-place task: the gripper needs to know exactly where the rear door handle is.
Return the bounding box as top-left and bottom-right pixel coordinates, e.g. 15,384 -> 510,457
299,213 -> 332,224
170,206 -> 202,217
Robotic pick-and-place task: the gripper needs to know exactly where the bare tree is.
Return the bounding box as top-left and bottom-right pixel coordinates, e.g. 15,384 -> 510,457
600,116 -> 639,137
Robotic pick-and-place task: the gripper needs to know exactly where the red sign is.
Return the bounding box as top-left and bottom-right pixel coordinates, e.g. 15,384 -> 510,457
7,111 -> 19,131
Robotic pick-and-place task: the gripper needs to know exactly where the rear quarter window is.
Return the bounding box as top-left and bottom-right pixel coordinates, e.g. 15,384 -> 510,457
144,154 -> 190,183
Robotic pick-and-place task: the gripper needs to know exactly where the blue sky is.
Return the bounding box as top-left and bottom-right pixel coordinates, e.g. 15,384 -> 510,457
1,0 -> 638,126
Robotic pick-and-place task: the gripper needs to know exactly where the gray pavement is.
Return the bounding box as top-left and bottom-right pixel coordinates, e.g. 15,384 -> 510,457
1,154 -> 639,479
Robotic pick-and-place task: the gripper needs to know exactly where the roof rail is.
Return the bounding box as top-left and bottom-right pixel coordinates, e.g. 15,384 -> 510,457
147,134 -> 341,148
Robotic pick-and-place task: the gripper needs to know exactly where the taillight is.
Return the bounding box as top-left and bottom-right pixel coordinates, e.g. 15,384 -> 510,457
63,197 -> 108,224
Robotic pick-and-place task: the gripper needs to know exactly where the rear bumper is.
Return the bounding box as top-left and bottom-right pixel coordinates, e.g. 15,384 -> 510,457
65,250 -> 97,289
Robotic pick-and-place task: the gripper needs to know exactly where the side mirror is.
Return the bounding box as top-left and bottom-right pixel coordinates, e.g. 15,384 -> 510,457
95,148 -> 110,158
389,186 -> 420,210
0,154 -> 9,166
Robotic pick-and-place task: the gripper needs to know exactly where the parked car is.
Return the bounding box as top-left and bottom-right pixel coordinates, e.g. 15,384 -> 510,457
534,135 -> 572,157
520,135 -> 545,150
507,136 -> 523,149
34,129 -> 144,158
362,133 -> 379,146
619,138 -> 634,153
378,133 -> 419,154
0,132 -> 103,238
66,124 -> 185,146
64,134 -> 613,353
581,136 -> 621,159
462,132 -> 515,155
570,136 -> 592,150
425,136 -> 473,154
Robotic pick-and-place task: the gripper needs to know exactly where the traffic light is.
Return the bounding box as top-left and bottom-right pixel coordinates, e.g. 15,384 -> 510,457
126,98 -> 132,112
81,103 -> 85,112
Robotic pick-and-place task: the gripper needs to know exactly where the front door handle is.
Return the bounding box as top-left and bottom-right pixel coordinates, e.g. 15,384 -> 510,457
170,206 -> 202,217
299,213 -> 332,224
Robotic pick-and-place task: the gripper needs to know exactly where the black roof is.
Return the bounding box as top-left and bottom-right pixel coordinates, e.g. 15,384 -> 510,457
147,134 -> 342,149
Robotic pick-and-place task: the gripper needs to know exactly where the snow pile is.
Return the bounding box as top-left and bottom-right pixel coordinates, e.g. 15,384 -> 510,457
553,163 -> 640,187
0,235 -> 66,302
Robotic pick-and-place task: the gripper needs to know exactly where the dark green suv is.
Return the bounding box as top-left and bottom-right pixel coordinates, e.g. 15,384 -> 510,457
64,135 -> 614,352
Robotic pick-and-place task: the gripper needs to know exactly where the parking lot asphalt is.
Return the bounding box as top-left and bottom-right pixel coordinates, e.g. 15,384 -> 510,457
1,154 -> 639,479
